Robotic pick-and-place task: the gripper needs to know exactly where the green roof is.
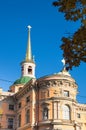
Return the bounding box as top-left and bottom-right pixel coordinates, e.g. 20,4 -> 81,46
13,76 -> 32,85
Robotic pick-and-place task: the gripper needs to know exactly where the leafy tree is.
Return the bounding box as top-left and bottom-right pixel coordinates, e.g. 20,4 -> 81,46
53,0 -> 86,70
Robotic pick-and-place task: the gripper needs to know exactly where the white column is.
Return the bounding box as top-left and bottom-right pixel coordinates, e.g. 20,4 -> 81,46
53,101 -> 58,119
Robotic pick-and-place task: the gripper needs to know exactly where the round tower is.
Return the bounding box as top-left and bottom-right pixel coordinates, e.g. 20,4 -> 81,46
35,60 -> 78,130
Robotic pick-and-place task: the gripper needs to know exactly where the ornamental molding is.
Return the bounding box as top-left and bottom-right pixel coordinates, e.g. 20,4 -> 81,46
37,79 -> 77,89
15,79 -> 35,99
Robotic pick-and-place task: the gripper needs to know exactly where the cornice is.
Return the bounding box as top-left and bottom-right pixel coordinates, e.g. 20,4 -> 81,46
37,79 -> 77,89
14,79 -> 36,99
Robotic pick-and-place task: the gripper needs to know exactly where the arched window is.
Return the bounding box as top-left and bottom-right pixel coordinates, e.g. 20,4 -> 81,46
18,114 -> 21,127
26,109 -> 30,123
43,108 -> 48,120
28,66 -> 32,74
62,105 -> 70,120
19,87 -> 22,91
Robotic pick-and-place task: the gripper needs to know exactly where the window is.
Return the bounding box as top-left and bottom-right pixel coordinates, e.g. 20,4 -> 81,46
18,102 -> 21,108
8,118 -> 13,129
62,105 -> 70,120
26,96 -> 30,103
19,87 -> 22,91
9,104 -> 14,110
77,113 -> 80,118
43,108 -> 48,120
64,91 -> 69,97
26,109 -> 30,123
28,66 -> 32,74
18,114 -> 21,127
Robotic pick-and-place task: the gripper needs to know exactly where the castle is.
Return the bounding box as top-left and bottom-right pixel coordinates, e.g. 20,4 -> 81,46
0,26 -> 86,130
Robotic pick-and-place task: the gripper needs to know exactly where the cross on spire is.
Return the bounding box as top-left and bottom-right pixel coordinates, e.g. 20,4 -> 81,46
27,25 -> 32,31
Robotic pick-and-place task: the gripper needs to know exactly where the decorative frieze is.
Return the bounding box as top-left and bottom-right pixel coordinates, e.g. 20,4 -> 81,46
37,79 -> 77,90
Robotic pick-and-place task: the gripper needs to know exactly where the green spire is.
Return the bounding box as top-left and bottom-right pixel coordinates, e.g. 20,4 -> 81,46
25,25 -> 33,62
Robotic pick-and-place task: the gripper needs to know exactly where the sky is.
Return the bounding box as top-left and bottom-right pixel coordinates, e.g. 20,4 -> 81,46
0,0 -> 86,103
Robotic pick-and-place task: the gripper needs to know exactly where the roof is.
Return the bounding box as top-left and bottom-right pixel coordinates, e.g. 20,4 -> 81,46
37,68 -> 75,83
13,76 -> 32,85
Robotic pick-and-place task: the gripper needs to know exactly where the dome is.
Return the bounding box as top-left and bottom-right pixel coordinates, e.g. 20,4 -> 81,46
37,68 -> 77,91
13,76 -> 32,85
38,68 -> 75,83
56,68 -> 75,82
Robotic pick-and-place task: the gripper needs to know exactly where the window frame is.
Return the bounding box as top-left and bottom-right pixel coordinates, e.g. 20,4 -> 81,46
77,113 -> 81,118
26,96 -> 30,103
9,104 -> 14,110
42,107 -> 49,120
28,66 -> 32,74
8,118 -> 14,129
62,105 -> 71,120
18,114 -> 21,127
63,90 -> 69,97
18,102 -> 21,108
26,109 -> 30,123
